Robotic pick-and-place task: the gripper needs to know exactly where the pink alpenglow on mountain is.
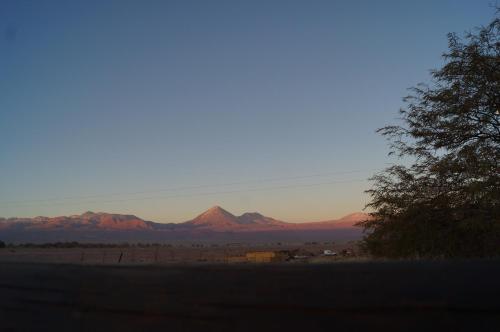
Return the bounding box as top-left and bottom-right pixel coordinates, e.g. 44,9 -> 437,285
184,206 -> 287,231
0,212 -> 154,231
0,206 -> 369,242
186,206 -> 240,228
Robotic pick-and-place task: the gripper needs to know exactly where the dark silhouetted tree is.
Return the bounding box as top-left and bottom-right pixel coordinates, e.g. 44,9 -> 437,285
359,13 -> 500,258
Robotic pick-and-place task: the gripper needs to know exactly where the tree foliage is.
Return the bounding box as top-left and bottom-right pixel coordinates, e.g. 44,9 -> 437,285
359,14 -> 500,258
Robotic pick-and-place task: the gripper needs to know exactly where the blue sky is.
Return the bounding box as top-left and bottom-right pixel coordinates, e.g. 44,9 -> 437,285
0,0 -> 495,222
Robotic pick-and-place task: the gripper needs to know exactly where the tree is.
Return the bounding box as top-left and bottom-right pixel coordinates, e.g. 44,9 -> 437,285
0,241 -> 5,249
359,13 -> 500,258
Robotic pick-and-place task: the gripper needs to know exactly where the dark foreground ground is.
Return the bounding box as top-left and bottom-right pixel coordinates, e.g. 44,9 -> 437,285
1,260 -> 499,331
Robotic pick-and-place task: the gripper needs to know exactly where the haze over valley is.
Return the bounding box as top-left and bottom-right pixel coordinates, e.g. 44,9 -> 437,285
0,206 -> 366,243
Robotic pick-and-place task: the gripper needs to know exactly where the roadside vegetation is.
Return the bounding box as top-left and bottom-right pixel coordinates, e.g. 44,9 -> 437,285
360,12 -> 500,258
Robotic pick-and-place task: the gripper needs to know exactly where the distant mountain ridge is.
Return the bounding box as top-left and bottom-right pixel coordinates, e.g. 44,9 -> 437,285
185,206 -> 287,230
0,206 -> 369,243
0,211 -> 155,231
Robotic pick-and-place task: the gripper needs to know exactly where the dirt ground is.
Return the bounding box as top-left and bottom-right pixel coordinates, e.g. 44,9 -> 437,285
1,259 -> 499,331
0,243 -> 359,265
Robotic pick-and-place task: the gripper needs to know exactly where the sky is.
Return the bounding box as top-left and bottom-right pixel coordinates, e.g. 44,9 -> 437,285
0,0 -> 496,222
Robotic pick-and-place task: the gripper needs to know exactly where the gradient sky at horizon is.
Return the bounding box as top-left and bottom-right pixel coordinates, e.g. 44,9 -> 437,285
0,0 -> 495,222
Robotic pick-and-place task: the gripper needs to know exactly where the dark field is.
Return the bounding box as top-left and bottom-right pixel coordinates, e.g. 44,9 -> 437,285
0,243 -> 359,264
1,260 -> 500,331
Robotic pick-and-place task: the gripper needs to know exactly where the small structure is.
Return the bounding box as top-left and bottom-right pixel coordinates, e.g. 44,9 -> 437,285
289,248 -> 315,259
323,249 -> 337,256
340,249 -> 353,256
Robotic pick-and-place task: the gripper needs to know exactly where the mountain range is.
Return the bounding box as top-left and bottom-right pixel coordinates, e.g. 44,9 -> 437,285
0,206 -> 369,243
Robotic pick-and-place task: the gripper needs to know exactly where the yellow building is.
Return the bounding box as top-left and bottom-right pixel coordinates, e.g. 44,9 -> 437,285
245,251 -> 289,263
